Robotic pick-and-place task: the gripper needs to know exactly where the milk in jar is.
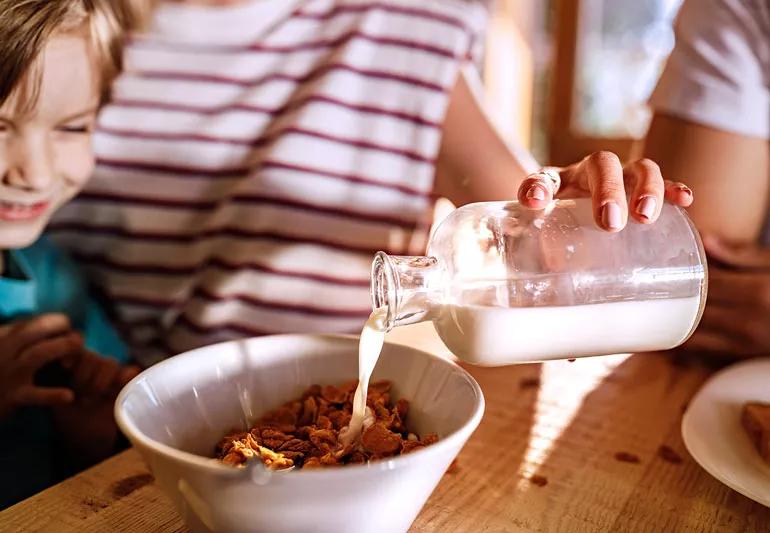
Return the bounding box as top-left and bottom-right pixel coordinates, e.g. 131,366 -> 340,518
371,199 -> 707,366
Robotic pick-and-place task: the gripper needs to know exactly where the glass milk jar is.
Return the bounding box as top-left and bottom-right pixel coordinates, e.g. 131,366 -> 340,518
371,198 -> 707,365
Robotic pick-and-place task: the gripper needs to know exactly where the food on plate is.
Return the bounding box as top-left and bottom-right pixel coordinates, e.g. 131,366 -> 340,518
215,380 -> 438,469
741,402 -> 770,464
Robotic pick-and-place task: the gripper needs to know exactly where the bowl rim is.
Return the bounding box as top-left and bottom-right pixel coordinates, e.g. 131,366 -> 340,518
115,333 -> 485,479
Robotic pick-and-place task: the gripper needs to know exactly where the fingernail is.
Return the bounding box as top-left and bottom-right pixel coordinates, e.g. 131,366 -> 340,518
602,201 -> 622,230
636,196 -> 657,220
526,185 -> 547,201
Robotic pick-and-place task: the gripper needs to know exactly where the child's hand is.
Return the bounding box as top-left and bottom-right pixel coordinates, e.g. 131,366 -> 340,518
69,350 -> 121,402
69,351 -> 140,402
53,356 -> 141,465
116,364 -> 141,391
0,314 -> 83,419
53,392 -> 119,466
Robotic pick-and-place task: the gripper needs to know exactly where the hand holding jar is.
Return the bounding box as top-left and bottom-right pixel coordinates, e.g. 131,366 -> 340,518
516,155 -> 693,231
372,198 -> 706,365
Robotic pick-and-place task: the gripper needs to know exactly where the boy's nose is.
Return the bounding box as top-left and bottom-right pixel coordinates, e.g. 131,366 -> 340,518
2,146 -> 55,191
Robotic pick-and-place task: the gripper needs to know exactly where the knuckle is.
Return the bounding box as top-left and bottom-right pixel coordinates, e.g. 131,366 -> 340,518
52,313 -> 71,329
633,158 -> 661,174
588,150 -> 621,168
31,313 -> 69,332
597,182 -> 625,198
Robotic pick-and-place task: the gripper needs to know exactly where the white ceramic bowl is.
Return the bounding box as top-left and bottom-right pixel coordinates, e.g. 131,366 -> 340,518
115,334 -> 485,533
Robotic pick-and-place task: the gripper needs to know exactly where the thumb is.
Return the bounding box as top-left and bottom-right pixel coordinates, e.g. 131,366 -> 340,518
518,169 -> 560,209
702,235 -> 770,270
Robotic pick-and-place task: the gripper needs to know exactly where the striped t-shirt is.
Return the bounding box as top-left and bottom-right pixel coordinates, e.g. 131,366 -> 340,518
50,0 -> 486,366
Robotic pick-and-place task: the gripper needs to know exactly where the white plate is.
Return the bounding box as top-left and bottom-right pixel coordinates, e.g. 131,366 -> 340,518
682,358 -> 770,507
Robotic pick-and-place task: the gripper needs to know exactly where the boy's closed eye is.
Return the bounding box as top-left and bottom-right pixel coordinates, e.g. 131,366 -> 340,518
56,123 -> 91,134
54,108 -> 97,136
0,115 -> 94,135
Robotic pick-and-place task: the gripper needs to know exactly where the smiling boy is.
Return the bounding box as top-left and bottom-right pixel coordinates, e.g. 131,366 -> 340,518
0,0 -> 149,508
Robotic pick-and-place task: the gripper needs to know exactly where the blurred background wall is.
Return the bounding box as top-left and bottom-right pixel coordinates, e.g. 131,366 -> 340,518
481,0 -> 683,166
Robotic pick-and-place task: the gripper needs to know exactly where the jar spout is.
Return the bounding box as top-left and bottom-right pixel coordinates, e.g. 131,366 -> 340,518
371,252 -> 443,330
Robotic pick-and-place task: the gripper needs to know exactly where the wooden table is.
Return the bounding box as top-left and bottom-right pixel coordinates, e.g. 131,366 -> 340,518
2,323 -> 769,532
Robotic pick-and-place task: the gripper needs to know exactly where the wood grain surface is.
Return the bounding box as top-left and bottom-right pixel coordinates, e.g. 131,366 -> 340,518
2,324 -> 768,532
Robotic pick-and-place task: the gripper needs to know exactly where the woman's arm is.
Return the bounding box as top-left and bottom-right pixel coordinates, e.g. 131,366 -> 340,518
645,113 -> 770,358
645,112 -> 769,243
435,69 -> 692,231
433,68 -> 536,206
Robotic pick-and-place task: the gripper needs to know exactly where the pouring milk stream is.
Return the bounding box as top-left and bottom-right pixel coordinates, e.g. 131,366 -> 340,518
340,307 -> 387,446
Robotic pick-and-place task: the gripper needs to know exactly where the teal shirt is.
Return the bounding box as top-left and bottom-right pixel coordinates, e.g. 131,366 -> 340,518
0,237 -> 128,509
0,236 -> 127,361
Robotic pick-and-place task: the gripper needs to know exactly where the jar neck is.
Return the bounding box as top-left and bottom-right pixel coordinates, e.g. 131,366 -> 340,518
371,252 -> 443,330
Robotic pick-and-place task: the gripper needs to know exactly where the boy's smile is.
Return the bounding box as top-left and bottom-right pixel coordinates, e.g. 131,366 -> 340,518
0,200 -> 52,222
0,30 -> 99,249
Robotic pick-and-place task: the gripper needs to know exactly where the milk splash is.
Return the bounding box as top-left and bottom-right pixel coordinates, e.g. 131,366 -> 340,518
339,307 -> 388,447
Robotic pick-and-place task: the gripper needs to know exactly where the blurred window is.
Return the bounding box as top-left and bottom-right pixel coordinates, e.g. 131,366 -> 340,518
572,0 -> 683,138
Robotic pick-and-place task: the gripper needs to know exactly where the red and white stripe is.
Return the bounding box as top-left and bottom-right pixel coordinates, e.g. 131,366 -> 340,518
50,0 -> 485,365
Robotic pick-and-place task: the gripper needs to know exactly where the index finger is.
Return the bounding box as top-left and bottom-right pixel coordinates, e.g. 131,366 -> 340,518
584,151 -> 628,232
18,332 -> 84,374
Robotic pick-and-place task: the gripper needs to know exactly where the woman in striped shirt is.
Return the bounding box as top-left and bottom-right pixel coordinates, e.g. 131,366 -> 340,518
51,0 -> 694,365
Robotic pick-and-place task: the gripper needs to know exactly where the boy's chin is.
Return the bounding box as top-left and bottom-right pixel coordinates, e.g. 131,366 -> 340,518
0,222 -> 46,250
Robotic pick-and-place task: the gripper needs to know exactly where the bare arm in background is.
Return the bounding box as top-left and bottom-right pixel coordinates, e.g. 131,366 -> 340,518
646,113 -> 769,242
646,113 -> 770,358
435,70 -> 692,232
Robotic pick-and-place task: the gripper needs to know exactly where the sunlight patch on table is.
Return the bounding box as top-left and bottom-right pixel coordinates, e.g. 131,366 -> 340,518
516,353 -> 632,491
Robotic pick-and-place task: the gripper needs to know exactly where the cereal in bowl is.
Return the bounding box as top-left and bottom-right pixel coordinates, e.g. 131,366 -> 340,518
215,380 -> 438,469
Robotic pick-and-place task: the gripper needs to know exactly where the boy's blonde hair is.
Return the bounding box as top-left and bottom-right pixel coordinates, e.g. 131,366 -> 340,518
0,0 -> 153,109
